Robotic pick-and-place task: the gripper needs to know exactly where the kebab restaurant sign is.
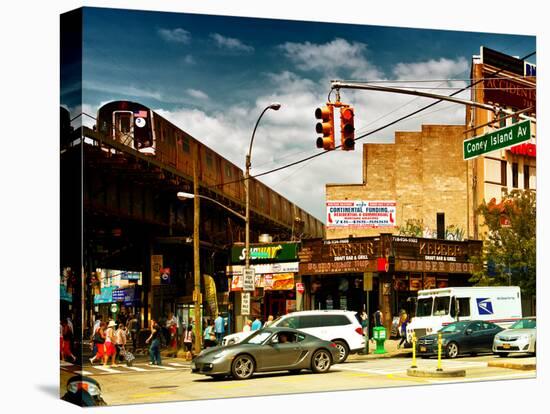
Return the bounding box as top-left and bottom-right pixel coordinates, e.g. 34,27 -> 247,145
326,200 -> 397,228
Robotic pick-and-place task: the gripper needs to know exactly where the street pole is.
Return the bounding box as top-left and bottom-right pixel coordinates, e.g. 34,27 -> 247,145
193,143 -> 202,355
243,103 -> 281,331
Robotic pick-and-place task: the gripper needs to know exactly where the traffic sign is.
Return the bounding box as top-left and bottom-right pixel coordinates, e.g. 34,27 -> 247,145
242,268 -> 255,291
463,120 -> 531,160
241,292 -> 251,315
296,282 -> 305,294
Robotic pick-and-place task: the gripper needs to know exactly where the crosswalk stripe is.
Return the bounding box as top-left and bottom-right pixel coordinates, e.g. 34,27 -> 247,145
153,365 -> 177,370
125,366 -> 148,372
60,361 -> 73,367
94,365 -> 123,374
74,370 -> 93,375
168,362 -> 187,367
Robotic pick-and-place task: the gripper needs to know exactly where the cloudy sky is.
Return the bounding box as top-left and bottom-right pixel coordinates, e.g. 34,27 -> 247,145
64,7 -> 535,221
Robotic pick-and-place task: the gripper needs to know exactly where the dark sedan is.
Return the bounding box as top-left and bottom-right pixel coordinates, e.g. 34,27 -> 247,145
417,320 -> 504,359
191,327 -> 339,380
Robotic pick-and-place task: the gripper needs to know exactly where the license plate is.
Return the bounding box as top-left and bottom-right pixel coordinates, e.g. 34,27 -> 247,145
420,346 -> 427,352
503,344 -> 511,349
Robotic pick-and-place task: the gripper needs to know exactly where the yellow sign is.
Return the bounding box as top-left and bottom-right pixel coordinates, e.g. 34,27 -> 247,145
151,255 -> 163,286
363,272 -> 373,291
203,274 -> 218,317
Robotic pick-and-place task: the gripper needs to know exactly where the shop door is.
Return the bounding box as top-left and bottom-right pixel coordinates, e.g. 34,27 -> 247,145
266,297 -> 286,320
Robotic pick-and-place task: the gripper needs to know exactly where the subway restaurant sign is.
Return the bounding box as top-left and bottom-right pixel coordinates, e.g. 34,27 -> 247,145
231,243 -> 299,264
463,120 -> 531,160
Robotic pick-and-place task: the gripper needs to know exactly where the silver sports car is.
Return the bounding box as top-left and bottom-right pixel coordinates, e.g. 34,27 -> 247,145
191,327 -> 340,380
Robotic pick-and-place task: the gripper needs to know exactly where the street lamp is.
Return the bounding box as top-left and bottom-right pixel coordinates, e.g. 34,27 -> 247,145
244,102 -> 281,329
177,192 -> 246,221
176,190 -> 245,354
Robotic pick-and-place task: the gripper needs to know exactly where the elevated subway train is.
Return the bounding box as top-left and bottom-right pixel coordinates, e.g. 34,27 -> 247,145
96,100 -> 324,239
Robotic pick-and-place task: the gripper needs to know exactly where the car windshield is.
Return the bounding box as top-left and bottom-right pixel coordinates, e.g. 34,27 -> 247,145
416,298 -> 433,317
510,319 -> 536,329
439,322 -> 469,333
244,331 -> 272,345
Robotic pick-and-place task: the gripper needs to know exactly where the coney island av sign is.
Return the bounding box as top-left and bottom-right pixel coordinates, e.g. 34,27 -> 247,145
326,200 -> 396,228
463,120 -> 531,160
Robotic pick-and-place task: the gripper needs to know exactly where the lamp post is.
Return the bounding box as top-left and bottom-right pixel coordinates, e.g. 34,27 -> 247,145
244,103 -> 281,329
176,191 -> 246,354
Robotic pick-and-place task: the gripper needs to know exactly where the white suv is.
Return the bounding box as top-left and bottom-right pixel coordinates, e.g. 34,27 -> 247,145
222,310 -> 365,362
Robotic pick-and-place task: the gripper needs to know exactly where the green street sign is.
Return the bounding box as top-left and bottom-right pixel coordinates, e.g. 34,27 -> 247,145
463,120 -> 531,160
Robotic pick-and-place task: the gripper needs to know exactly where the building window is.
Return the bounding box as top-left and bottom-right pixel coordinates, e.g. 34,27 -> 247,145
501,160 -> 507,186
498,112 -> 506,128
512,162 -> 518,188
524,165 -> 530,189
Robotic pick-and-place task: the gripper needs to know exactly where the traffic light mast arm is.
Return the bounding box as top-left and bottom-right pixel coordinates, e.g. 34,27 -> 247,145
330,81 -> 536,123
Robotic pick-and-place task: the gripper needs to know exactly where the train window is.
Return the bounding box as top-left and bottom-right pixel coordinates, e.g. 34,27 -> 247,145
206,151 -> 214,170
182,136 -> 190,153
224,163 -> 232,178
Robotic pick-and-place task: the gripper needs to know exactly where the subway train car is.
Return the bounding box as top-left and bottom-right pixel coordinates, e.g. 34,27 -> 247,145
95,100 -> 324,238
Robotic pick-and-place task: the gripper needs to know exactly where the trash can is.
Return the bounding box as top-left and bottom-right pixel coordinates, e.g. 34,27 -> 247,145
372,326 -> 387,354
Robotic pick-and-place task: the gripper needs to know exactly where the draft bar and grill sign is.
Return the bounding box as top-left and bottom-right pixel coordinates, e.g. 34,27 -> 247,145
463,120 -> 532,160
326,200 -> 396,228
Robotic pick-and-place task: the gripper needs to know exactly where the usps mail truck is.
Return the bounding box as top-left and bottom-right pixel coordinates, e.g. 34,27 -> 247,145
407,286 -> 522,342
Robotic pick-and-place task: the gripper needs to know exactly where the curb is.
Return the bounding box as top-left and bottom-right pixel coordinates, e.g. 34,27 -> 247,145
407,368 -> 466,378
487,361 -> 536,371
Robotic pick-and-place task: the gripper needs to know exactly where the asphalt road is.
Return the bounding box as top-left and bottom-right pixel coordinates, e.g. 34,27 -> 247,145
59,354 -> 535,406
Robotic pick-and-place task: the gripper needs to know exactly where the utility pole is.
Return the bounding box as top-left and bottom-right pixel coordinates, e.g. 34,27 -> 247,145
193,142 -> 202,355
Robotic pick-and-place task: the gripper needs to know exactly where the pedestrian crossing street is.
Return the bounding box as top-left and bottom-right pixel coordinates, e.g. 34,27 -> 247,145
60,360 -> 191,376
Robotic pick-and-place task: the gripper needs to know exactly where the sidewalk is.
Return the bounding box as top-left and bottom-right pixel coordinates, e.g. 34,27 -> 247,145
348,339 -> 413,361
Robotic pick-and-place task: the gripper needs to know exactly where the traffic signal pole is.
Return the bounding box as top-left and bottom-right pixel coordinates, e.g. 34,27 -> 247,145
330,81 -> 536,123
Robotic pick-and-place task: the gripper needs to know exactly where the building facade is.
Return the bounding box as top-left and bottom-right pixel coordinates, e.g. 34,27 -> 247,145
467,46 -> 536,239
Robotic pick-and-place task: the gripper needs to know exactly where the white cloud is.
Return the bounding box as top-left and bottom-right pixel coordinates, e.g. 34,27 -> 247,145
393,57 -> 469,80
186,89 -> 209,100
210,33 -> 254,53
278,38 -> 382,79
158,28 -> 191,44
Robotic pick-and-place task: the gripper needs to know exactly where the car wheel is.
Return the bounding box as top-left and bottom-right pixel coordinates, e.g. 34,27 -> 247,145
231,354 -> 255,380
497,353 -> 508,358
311,349 -> 332,373
332,340 -> 349,363
445,342 -> 459,359
288,369 -> 301,374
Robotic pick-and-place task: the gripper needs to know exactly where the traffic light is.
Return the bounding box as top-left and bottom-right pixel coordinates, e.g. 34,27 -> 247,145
340,106 -> 355,150
315,104 -> 335,150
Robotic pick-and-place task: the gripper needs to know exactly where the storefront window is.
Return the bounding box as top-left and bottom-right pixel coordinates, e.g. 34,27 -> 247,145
434,296 -> 450,316
416,298 -> 433,317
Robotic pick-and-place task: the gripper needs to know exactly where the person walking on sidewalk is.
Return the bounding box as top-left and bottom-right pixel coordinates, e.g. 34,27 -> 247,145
251,316 -> 262,331
60,320 -> 76,362
214,313 -> 225,345
203,320 -> 217,348
128,313 -> 139,352
89,322 -> 106,365
263,315 -> 274,328
115,322 -> 128,362
104,320 -> 117,366
397,310 -> 409,349
169,321 -> 178,350
145,320 -> 162,366
183,325 -> 194,360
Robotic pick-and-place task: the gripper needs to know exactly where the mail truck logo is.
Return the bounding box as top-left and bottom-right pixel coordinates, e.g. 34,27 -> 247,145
476,298 -> 494,315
